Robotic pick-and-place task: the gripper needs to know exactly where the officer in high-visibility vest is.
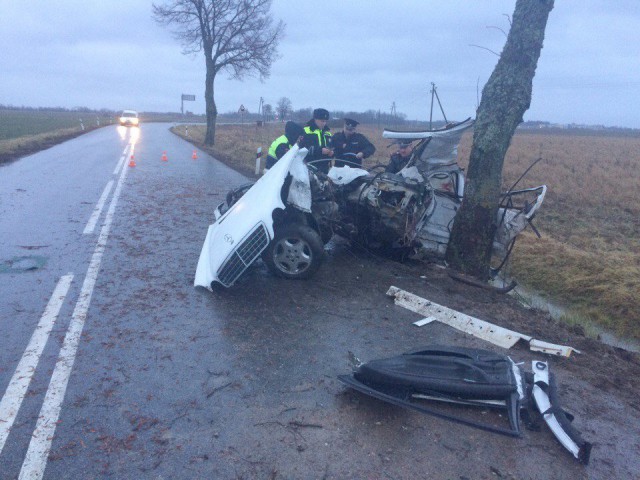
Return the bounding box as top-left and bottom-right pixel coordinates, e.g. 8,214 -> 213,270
303,108 -> 333,174
265,121 -> 305,169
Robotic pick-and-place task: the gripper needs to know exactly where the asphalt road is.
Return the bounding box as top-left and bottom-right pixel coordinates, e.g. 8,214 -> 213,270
0,123 -> 637,479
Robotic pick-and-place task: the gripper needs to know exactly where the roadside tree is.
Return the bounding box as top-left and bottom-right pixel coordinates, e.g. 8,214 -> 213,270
262,103 -> 274,122
276,97 -> 292,121
445,0 -> 554,280
153,0 -> 284,145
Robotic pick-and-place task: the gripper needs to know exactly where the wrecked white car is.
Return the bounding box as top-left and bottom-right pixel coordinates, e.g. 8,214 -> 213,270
195,118 -> 546,289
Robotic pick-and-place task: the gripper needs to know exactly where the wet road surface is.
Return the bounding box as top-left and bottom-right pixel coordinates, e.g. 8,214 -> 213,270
1,123 -> 638,479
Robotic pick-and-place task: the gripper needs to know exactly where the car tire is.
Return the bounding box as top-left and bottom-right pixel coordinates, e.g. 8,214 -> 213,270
263,224 -> 324,279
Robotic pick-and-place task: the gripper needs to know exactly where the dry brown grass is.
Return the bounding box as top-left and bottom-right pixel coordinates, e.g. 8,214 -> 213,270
459,131 -> 640,339
174,123 -> 640,339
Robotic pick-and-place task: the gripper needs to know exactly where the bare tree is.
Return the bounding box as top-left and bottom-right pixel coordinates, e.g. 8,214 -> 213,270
153,0 -> 285,145
275,97 -> 292,121
262,103 -> 273,121
445,0 -> 554,280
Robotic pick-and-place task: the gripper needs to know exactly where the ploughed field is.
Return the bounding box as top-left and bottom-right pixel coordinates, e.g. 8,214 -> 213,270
176,122 -> 640,340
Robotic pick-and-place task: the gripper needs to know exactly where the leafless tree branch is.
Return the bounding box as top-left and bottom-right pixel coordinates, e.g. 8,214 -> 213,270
469,44 -> 501,57
487,25 -> 508,38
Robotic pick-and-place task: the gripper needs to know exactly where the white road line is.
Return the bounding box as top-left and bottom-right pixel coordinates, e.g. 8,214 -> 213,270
0,274 -> 74,455
113,144 -> 129,175
19,144 -> 131,480
82,180 -> 113,235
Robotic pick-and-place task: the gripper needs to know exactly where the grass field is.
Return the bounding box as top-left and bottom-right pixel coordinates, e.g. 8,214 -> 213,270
0,109 -> 116,164
0,109 -> 115,140
173,121 -> 640,340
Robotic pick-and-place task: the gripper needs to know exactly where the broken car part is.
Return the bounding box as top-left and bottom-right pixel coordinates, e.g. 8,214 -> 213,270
531,361 -> 592,464
194,145 -> 315,288
338,346 -> 524,437
387,286 -> 580,357
339,348 -> 592,465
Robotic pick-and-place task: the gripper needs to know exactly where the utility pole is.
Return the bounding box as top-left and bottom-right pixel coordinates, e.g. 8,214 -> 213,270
429,82 -> 448,129
390,102 -> 397,126
258,97 -> 264,123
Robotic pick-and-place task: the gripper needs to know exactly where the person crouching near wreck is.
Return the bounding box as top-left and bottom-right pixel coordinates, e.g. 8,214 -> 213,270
303,108 -> 334,174
265,121 -> 305,170
385,140 -> 413,174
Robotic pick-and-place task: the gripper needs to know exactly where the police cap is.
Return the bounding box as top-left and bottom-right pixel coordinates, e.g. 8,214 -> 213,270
344,118 -> 359,130
313,108 -> 330,120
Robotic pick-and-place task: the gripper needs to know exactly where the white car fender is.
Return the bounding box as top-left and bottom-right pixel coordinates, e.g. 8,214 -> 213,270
194,145 -> 309,289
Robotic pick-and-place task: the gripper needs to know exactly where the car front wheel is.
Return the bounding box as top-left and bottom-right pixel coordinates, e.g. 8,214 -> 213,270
263,224 -> 324,279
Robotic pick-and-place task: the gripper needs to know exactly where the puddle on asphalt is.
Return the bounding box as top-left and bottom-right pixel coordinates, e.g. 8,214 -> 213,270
0,255 -> 48,273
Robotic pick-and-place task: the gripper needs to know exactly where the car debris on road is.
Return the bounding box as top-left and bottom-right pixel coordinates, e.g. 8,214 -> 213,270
387,286 -> 580,357
338,346 -> 592,465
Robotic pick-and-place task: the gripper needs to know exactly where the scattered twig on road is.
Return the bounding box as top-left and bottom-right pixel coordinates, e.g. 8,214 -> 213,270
206,381 -> 232,398
289,421 -> 323,429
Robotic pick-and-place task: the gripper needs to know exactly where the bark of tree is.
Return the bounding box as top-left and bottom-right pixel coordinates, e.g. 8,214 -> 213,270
445,0 -> 554,280
204,56 -> 218,145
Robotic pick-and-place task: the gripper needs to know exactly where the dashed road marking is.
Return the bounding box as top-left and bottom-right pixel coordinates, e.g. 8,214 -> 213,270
82,180 -> 114,234
18,137 -> 134,480
0,274 -> 74,455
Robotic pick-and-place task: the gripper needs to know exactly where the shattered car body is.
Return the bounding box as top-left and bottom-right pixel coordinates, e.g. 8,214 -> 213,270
195,118 -> 546,289
338,347 -> 592,465
327,118 -> 545,262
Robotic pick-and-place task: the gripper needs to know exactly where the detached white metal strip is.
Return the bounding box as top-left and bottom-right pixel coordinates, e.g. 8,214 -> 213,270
413,317 -> 436,327
387,286 -> 579,356
387,286 -> 527,349
531,361 -> 581,459
530,339 -> 580,357
0,274 -> 74,455
82,180 -> 113,234
19,146 -> 130,480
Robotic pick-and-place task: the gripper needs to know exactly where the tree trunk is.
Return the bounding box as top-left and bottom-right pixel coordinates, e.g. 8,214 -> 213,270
204,58 -> 218,146
445,0 -> 554,280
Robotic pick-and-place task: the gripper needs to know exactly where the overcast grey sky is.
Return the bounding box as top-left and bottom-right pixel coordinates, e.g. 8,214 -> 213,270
1,1 -> 639,127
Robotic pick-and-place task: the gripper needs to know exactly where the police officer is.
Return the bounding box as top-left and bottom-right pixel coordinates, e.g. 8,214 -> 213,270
385,140 -> 413,174
333,118 -> 376,167
266,121 -> 305,169
303,108 -> 333,174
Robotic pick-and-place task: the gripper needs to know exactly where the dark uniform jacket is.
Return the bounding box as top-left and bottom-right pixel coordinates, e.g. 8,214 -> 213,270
385,153 -> 411,174
332,131 -> 376,167
303,120 -> 332,173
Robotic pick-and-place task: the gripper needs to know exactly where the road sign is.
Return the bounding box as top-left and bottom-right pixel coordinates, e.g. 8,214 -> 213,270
181,94 -> 195,114
239,104 -> 246,113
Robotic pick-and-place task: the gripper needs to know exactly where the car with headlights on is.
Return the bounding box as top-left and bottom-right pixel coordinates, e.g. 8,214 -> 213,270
119,110 -> 139,126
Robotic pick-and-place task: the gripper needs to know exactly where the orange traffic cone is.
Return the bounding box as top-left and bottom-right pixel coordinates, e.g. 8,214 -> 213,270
129,154 -> 136,167
192,150 -> 198,160
161,151 -> 168,161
